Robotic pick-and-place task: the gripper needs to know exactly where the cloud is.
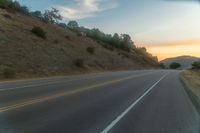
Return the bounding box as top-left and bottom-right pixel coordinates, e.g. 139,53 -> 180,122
57,0 -> 118,20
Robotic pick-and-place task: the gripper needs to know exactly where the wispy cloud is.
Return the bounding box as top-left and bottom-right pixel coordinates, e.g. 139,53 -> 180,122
57,0 -> 118,20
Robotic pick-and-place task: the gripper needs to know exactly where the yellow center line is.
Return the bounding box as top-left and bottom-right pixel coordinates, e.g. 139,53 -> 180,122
0,72 -> 157,113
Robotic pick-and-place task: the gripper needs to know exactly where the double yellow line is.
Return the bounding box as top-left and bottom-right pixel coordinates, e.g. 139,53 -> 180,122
0,72 -> 156,113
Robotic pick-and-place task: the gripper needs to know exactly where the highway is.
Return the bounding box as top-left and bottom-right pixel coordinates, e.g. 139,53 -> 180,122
0,70 -> 199,133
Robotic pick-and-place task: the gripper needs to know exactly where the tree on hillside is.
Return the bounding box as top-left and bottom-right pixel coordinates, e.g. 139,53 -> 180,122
8,1 -> 20,10
9,1 -> 30,15
31,11 -> 42,19
160,63 -> 165,69
57,23 -> 67,28
192,61 -> 200,69
0,0 -> 11,8
112,33 -> 121,48
120,34 -> 135,51
43,8 -> 62,24
170,62 -> 181,69
67,21 -> 79,29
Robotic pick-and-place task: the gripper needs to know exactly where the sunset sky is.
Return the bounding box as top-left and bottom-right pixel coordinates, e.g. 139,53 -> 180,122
17,0 -> 200,61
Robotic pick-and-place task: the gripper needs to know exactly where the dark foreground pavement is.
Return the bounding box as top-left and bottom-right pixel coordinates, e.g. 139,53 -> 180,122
0,70 -> 199,133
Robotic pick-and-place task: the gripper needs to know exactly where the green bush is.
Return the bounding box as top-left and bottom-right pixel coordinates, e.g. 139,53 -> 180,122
3,67 -> 16,78
192,61 -> 200,69
160,63 -> 165,69
74,59 -> 84,68
0,0 -> 11,8
77,32 -> 82,37
170,62 -> 181,69
8,1 -> 30,15
87,47 -> 95,54
0,65 -> 16,78
65,35 -> 71,40
31,26 -> 46,39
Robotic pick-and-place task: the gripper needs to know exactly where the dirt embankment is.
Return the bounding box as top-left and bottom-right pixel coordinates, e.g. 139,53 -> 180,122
0,8 -> 159,79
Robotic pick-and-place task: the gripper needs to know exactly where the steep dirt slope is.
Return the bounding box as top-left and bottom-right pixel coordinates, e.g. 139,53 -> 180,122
0,9 -> 158,78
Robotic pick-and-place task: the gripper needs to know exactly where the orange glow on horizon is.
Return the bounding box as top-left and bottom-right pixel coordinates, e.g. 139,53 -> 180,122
144,40 -> 200,61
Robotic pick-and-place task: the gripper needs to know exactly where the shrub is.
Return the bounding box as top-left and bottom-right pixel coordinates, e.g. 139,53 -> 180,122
192,61 -> 200,69
0,0 -> 11,8
87,47 -> 95,54
0,65 -> 16,78
170,62 -> 181,69
160,63 -> 165,69
54,39 -> 59,44
3,14 -> 12,19
65,35 -> 71,40
103,44 -> 114,51
74,59 -> 84,68
31,26 -> 46,39
57,23 -> 67,28
77,32 -> 82,37
3,67 -> 16,78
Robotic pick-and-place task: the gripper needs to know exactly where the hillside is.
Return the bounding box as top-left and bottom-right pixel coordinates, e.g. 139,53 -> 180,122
161,56 -> 200,69
0,8 -> 159,79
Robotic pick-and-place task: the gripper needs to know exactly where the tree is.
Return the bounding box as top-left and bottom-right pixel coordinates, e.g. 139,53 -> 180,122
57,23 -> 67,28
43,8 -> 62,24
0,0 -> 11,8
8,1 -> 21,10
19,5 -> 30,15
112,33 -> 121,48
160,63 -> 165,69
120,34 -> 135,51
67,21 -> 79,29
9,1 -> 30,15
31,11 -> 42,18
192,61 -> 200,69
170,62 -> 181,69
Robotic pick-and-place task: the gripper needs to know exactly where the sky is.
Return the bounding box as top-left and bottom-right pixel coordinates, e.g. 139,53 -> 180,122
16,0 -> 200,61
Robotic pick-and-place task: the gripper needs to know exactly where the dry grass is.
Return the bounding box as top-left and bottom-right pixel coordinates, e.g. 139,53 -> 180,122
181,70 -> 200,99
0,8 -> 158,79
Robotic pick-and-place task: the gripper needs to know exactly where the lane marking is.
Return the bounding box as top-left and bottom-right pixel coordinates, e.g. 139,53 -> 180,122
0,79 -> 78,91
0,71 -> 152,92
101,72 -> 169,133
0,72 -> 157,113
0,73 -> 119,91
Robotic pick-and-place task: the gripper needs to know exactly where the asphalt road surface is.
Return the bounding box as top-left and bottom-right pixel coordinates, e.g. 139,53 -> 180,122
0,70 -> 199,133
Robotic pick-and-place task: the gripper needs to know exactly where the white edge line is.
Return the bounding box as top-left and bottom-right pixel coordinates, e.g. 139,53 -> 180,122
101,72 -> 169,133
0,72 -> 159,112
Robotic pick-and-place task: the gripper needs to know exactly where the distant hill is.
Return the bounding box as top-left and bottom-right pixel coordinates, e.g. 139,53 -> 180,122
161,56 -> 200,69
0,8 -> 159,79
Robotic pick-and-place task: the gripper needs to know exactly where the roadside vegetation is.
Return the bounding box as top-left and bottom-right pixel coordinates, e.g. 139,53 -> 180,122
0,65 -> 16,79
159,63 -> 166,69
181,70 -> 200,106
169,62 -> 181,69
181,61 -> 200,112
192,61 -> 200,69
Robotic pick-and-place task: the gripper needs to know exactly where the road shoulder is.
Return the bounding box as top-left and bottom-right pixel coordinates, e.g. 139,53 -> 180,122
180,70 -> 200,114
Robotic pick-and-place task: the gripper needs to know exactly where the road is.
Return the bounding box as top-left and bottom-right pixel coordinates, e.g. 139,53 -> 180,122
0,70 -> 199,133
